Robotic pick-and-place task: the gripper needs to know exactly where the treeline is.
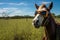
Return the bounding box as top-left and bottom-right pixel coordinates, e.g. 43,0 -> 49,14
0,16 -> 34,19
56,15 -> 60,18
52,13 -> 60,18
0,14 -> 60,19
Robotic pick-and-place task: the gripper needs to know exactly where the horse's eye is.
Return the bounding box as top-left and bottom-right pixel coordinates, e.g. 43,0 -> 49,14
41,11 -> 46,15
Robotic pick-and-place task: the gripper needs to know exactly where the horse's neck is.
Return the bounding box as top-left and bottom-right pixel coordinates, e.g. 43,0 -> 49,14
48,15 -> 56,28
45,15 -> 56,39
45,16 -> 56,40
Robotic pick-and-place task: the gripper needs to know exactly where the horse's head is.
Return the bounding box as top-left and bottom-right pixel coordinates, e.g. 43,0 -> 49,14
32,2 -> 53,28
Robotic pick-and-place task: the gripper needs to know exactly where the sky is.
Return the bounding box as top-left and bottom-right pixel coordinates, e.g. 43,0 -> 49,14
0,0 -> 60,17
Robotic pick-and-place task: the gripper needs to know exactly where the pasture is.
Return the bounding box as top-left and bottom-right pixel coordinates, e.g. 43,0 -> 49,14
0,18 -> 60,40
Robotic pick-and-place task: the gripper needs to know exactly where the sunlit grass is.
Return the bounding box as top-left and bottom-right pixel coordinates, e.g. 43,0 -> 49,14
0,18 -> 60,40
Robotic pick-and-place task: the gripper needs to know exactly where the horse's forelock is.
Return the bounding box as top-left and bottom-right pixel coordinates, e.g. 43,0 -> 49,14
37,4 -> 47,11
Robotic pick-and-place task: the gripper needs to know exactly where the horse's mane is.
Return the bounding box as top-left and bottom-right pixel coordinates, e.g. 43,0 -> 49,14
50,13 -> 60,26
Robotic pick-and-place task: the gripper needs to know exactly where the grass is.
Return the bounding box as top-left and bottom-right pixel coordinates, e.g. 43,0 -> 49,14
0,18 -> 60,40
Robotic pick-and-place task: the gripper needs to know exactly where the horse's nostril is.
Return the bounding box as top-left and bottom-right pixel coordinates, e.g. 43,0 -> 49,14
36,20 -> 39,23
33,20 -> 39,24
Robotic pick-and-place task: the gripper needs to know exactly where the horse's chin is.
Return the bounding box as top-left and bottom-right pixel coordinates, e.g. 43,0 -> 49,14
32,23 -> 40,28
34,25 -> 40,28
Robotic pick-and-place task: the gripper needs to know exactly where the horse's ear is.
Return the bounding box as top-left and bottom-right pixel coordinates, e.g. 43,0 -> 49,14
35,4 -> 39,9
48,2 -> 53,10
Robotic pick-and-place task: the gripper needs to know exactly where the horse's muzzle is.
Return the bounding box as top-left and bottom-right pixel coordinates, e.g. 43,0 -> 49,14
32,20 -> 40,28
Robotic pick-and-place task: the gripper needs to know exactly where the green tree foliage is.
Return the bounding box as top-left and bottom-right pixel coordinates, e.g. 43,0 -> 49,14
56,15 -> 60,18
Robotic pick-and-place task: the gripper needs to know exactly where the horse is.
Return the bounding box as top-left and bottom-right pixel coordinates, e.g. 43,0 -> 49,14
32,2 -> 60,40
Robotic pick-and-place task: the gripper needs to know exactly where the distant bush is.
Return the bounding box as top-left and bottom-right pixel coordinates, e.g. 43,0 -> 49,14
56,15 -> 60,18
51,13 -> 60,18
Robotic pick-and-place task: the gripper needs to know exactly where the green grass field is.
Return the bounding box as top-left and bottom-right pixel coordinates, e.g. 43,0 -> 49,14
0,18 -> 60,40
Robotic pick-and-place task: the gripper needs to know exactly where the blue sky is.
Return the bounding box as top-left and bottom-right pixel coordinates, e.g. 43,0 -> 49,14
0,0 -> 60,17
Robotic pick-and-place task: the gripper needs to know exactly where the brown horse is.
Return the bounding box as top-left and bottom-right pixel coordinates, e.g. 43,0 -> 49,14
32,2 -> 60,40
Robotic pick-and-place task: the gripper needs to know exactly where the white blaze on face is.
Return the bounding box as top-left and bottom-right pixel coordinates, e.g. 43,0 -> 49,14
33,14 -> 44,25
32,14 -> 40,25
33,14 -> 40,21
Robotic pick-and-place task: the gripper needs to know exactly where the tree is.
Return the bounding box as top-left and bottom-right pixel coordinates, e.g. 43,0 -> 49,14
2,12 -> 9,19
56,15 -> 60,18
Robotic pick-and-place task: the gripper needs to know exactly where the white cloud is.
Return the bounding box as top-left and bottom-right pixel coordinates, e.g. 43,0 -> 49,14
0,3 -> 5,5
0,2 -> 27,6
3,8 -> 18,10
9,2 -> 27,5
0,8 -> 18,13
42,2 -> 50,4
0,7 -> 34,17
0,8 -> 23,16
0,9 -> 7,13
